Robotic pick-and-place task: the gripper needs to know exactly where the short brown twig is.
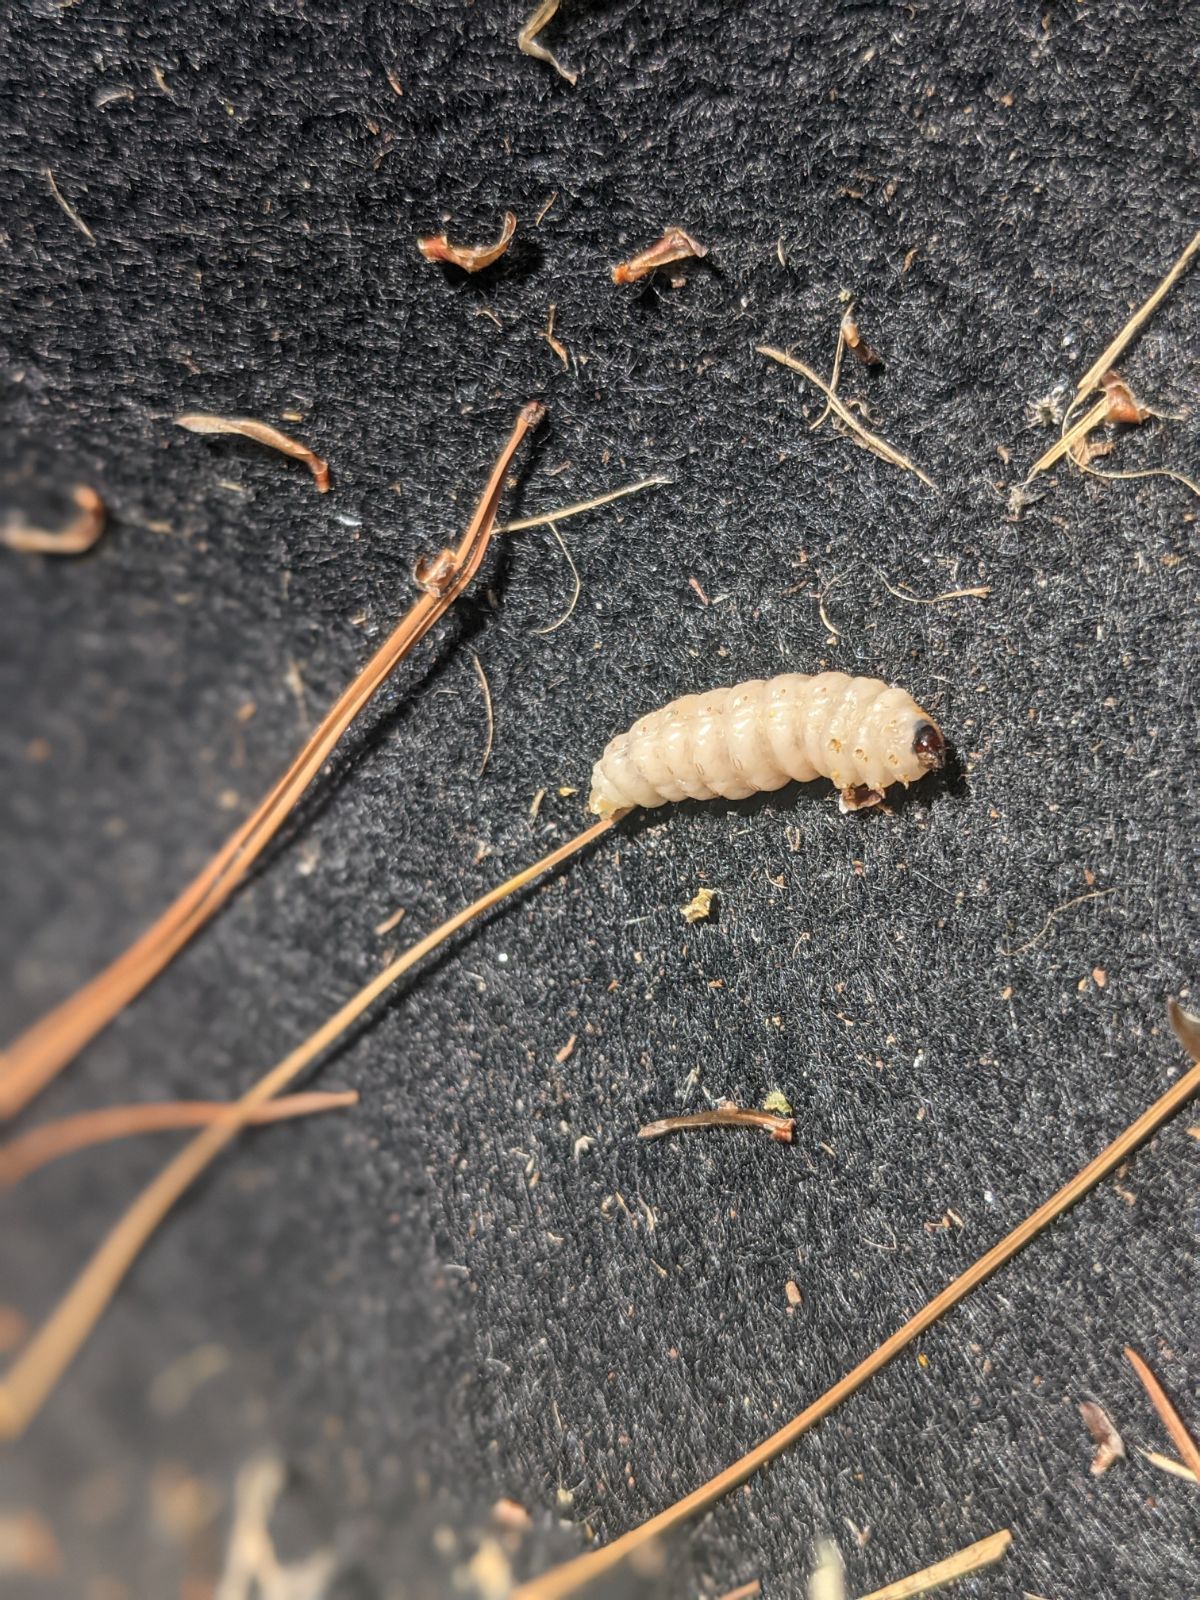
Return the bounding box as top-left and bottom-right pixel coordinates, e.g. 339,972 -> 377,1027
638,1107 -> 795,1143
175,414 -> 331,493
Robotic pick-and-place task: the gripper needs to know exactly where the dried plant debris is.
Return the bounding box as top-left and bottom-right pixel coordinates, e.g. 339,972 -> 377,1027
762,1089 -> 793,1116
680,887 -> 715,923
1125,1346 -> 1200,1480
1137,1447 -> 1198,1484
417,211 -> 517,273
612,226 -> 707,285
44,166 -> 95,243
519,0 -> 577,85
855,1530 -> 1012,1600
1,486 -> 106,555
638,1104 -> 795,1143
1099,369 -> 1149,425
841,308 -> 882,366
495,474 -> 671,534
541,302 -> 569,368
1079,1400 -> 1125,1475
757,345 -> 937,490
1073,227 -> 1200,402
1168,996 -> 1200,1059
176,414 -> 330,493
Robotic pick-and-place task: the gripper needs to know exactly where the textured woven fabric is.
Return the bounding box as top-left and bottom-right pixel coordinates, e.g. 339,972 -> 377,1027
1,3 -> 1196,1595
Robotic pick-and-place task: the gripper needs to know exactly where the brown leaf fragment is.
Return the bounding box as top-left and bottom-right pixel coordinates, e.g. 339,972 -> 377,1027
518,1 -> 578,85
1100,369 -> 1149,426
1,485 -> 106,555
612,226 -> 707,285
176,415 -> 330,492
1079,1400 -> 1125,1474
417,211 -> 517,273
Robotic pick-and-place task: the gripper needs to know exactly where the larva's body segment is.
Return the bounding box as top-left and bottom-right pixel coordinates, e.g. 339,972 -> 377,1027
589,672 -> 945,819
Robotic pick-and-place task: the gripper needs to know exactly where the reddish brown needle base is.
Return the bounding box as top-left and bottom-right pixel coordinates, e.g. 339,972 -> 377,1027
0,402 -> 545,1123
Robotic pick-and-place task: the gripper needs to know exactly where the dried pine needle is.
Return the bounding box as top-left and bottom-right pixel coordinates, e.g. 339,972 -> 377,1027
0,1093 -> 358,1188
0,813 -> 616,1439
176,414 -> 331,493
1074,228 -> 1200,402
854,1530 -> 1012,1600
638,1106 -> 795,1143
757,346 -> 937,491
1000,888 -> 1112,957
519,0 -> 577,85
1,486 -> 106,556
1124,1347 -> 1200,1479
531,522 -> 581,635
0,402 -> 544,1123
612,226 -> 707,286
542,303 -> 569,368
810,318 -> 847,432
417,212 -> 517,273
471,651 -> 495,776
495,474 -> 671,534
44,166 -> 95,243
878,572 -> 990,605
513,1027 -> 1200,1600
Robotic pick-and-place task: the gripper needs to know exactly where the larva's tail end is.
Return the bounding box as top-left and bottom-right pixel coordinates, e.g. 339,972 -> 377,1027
912,721 -> 946,772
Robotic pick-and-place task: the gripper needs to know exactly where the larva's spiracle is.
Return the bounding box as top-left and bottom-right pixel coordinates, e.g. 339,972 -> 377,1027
588,672 -> 946,819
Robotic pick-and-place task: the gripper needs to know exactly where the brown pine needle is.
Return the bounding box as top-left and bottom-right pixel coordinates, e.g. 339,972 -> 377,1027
1,486 -> 106,555
471,651 -> 495,777
1024,396 -> 1111,482
757,346 -> 937,491
1124,1347 -> 1200,1480
1074,228 -> 1200,401
519,0 -> 577,85
1000,888 -> 1112,958
513,1029 -> 1200,1600
532,523 -> 582,635
854,1530 -> 1012,1600
417,212 -> 517,273
0,402 -> 545,1123
638,1107 -> 794,1143
0,1093 -> 358,1189
1137,1447 -> 1198,1484
495,474 -> 671,534
0,813 -> 615,1440
878,573 -> 990,606
176,414 -> 331,493
716,1583 -> 761,1600
45,166 -> 95,243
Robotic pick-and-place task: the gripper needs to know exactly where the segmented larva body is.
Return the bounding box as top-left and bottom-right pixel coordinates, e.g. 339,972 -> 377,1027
588,672 -> 945,819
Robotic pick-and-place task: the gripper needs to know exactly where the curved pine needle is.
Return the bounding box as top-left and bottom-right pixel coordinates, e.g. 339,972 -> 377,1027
999,888 -> 1112,958
0,402 -> 545,1122
518,0 -> 578,85
176,414 -> 331,493
514,1037 -> 1200,1600
1,487 -> 106,556
532,522 -> 581,635
1124,1347 -> 1200,1480
417,212 -> 517,273
0,813 -> 615,1440
0,1092 -> 358,1188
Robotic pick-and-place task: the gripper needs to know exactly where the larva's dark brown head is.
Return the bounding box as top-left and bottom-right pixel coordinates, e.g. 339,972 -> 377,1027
912,721 -> 946,771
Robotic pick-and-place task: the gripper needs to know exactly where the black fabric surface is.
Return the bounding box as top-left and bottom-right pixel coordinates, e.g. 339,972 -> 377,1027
1,3 -> 1197,1596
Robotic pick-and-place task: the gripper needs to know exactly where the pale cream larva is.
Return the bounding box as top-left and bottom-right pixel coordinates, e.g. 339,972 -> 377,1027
588,671 -> 946,819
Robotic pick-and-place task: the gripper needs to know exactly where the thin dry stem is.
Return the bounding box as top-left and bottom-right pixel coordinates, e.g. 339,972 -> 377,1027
1000,888 -> 1112,957
1077,460 -> 1200,500
495,474 -> 670,534
417,212 -> 516,273
176,414 -> 331,493
878,573 -> 990,605
1074,229 -> 1200,401
471,652 -> 495,777
1,486 -> 106,555
0,813 -> 615,1439
1024,397 -> 1113,481
541,303 -> 569,368
45,166 -> 95,242
1137,1448 -> 1198,1484
518,0 -> 577,84
757,346 -> 937,491
0,402 -> 545,1123
514,1027 -> 1200,1600
854,1530 -> 1012,1600
0,1093 -> 358,1189
531,523 -> 581,635
810,320 -> 847,431
1124,1347 -> 1200,1479
638,1107 -> 794,1143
